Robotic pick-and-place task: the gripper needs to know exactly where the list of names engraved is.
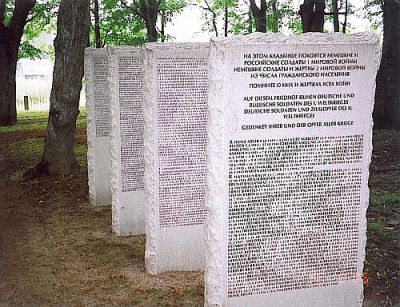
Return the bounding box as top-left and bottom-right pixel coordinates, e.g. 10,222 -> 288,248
157,56 -> 208,228
118,55 -> 144,192
93,54 -> 110,137
226,44 -> 373,297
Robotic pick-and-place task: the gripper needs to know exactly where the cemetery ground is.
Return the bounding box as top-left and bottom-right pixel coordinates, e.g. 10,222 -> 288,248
0,110 -> 398,306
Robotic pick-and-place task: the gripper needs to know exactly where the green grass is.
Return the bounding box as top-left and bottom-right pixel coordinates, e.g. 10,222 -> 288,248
4,107 -> 88,180
0,108 -> 87,134
370,191 -> 400,208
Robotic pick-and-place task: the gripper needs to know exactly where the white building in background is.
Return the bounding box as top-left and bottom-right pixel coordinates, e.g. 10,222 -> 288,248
16,59 -> 53,111
16,58 -> 86,111
16,58 -> 53,80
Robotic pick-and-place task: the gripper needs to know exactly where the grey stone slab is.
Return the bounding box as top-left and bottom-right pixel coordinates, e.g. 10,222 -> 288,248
142,43 -> 209,274
108,46 -> 146,236
205,32 -> 379,307
84,48 -> 112,206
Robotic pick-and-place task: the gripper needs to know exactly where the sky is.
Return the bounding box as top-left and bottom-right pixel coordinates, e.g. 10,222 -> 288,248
166,0 -> 376,42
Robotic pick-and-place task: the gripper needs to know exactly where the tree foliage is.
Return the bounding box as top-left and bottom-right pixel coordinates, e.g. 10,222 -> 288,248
90,0 -> 185,45
195,0 -> 299,36
18,0 -> 59,59
363,0 -> 383,28
90,0 -> 147,47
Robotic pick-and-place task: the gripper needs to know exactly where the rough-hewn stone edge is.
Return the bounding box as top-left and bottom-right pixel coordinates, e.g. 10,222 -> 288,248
359,38 -> 381,305
212,31 -> 379,45
108,46 -> 143,236
84,48 -> 98,206
143,42 -> 211,275
204,38 -> 226,307
143,42 -> 209,52
108,46 -> 121,235
204,32 -> 380,307
142,43 -> 159,275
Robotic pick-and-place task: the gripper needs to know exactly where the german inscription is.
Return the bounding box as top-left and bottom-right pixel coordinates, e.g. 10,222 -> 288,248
93,54 -> 110,137
118,56 -> 144,192
157,57 -> 208,228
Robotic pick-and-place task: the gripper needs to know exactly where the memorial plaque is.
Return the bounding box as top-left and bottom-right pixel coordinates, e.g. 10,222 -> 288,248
143,43 -> 209,274
205,33 -> 379,306
108,46 -> 146,236
84,48 -> 112,206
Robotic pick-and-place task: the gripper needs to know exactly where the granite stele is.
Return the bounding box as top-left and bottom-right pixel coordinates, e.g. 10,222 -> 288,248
142,43 -> 209,274
108,46 -> 146,236
204,32 -> 379,307
85,48 -> 112,206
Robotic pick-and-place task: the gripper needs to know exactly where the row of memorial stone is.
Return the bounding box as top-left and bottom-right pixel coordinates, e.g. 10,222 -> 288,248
85,32 -> 378,307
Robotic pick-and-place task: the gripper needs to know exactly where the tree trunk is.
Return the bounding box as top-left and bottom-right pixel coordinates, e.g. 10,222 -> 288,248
247,8 -> 253,33
374,0 -> 400,129
160,1 -> 165,42
28,0 -> 90,177
299,0 -> 325,33
332,0 -> 339,32
0,45 -> 18,126
271,0 -> 279,32
0,0 -> 36,126
139,0 -> 158,42
224,1 -> 228,37
342,0 -> 348,33
203,0 -> 218,37
93,0 -> 101,48
145,18 -> 157,42
249,0 -> 267,33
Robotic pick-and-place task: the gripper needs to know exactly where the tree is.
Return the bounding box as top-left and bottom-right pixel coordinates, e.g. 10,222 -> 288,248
247,0 -> 299,34
194,0 -> 248,37
27,0 -> 90,176
373,0 -> 400,129
119,0 -> 185,42
158,0 -> 185,41
363,0 -> 383,29
0,0 -> 36,126
18,0 -> 60,59
299,0 -> 325,32
193,0 -> 221,37
89,0 -> 147,47
121,0 -> 159,42
331,0 -> 339,32
249,0 -> 266,32
93,0 -> 101,47
266,0 -> 298,33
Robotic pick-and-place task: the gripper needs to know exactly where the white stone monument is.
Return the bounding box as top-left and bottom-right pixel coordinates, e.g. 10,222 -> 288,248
108,46 -> 146,236
205,33 -> 379,306
142,43 -> 209,274
85,48 -> 112,206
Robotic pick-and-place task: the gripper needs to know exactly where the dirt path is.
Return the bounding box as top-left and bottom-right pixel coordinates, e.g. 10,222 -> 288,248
0,130 -> 203,306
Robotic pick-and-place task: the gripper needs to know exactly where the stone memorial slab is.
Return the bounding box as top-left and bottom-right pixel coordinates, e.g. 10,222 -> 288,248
108,46 -> 146,236
85,48 -> 112,206
143,43 -> 209,274
205,33 -> 379,307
